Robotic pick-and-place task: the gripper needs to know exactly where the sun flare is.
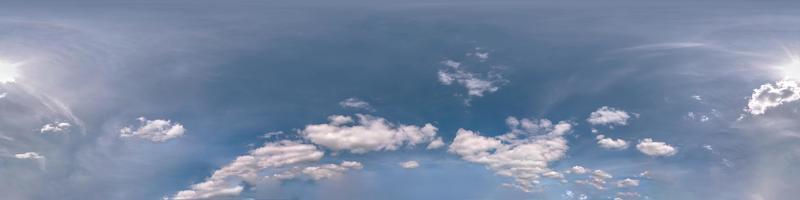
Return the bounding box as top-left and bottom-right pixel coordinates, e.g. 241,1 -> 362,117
0,60 -> 20,84
777,49 -> 800,80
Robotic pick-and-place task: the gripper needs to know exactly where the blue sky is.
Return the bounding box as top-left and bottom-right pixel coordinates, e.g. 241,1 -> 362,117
1,0 -> 800,199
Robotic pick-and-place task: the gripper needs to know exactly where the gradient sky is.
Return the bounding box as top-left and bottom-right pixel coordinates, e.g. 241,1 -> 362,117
1,0 -> 800,199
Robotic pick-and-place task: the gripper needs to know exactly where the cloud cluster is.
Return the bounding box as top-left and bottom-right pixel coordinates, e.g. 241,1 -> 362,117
575,169 -> 614,190
339,97 -> 374,111
587,106 -> 633,126
437,60 -> 505,98
120,117 -> 185,142
174,140 -> 324,200
636,138 -> 677,157
271,161 -> 363,181
596,135 -> 629,150
299,114 -> 438,154
448,117 -> 572,192
745,79 -> 800,115
40,122 -> 71,134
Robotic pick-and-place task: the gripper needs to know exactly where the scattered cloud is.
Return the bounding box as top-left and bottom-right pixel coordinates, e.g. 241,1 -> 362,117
467,50 -> 490,61
686,112 -> 711,122
0,92 -> 6,99
636,138 -> 677,157
14,152 -> 44,160
448,117 -> 572,192
587,106 -> 634,127
437,59 -> 506,99
14,152 -> 46,170
174,140 -> 324,200
616,191 -> 642,199
299,114 -> 438,154
120,117 -> 185,142
596,135 -> 629,150
575,169 -> 614,190
339,97 -> 374,111
616,178 -> 640,188
691,95 -> 703,101
271,161 -> 363,181
40,122 -> 71,134
745,79 -> 800,115
399,160 -> 419,169
568,166 -> 589,174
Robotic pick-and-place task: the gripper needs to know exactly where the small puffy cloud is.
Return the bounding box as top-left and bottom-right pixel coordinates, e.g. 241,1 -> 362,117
272,161 -> 363,181
587,106 -> 633,126
400,160 -> 420,169
0,92 -> 6,99
120,117 -> 185,142
745,79 -> 800,115
426,137 -> 445,149
174,140 -> 324,200
569,166 -> 589,174
299,114 -> 438,154
692,95 -> 703,101
616,178 -> 640,188
339,97 -> 374,111
636,138 -> 677,157
14,152 -> 45,170
576,170 -> 614,190
542,171 -> 564,179
596,135 -> 629,150
14,152 -> 44,160
40,122 -> 71,134
448,117 -> 573,192
437,59 -> 506,98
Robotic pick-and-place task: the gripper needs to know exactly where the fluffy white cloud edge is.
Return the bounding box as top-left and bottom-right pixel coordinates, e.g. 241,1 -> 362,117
745,79 -> 800,115
120,117 -> 185,142
299,114 -> 438,154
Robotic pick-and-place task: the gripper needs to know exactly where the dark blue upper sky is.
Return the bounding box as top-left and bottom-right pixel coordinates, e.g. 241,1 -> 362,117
1,0 -> 799,199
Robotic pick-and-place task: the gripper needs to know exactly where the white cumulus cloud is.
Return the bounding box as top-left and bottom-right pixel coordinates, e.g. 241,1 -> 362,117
299,114 -> 438,154
568,166 -> 589,174
745,79 -> 800,115
174,140 -> 324,200
120,117 -> 185,142
587,106 -> 633,126
636,138 -> 677,157
616,178 -> 640,188
400,160 -> 420,169
596,135 -> 629,150
448,117 -> 572,192
40,122 -> 71,134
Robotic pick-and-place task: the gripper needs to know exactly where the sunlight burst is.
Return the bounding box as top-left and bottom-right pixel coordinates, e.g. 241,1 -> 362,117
0,60 -> 20,84
778,49 -> 800,79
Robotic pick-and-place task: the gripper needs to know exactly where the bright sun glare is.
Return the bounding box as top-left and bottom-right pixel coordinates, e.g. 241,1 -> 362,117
0,60 -> 20,84
778,49 -> 800,80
